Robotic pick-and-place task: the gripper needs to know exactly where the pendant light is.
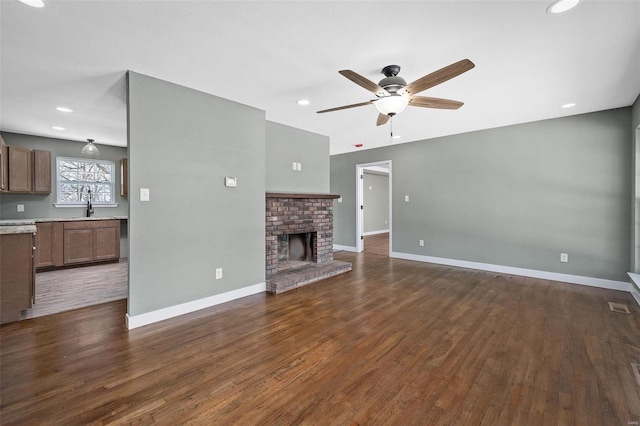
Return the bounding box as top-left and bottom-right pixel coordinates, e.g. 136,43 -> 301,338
82,138 -> 100,156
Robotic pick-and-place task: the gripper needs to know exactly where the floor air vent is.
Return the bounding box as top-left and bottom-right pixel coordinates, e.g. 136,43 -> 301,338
608,302 -> 631,314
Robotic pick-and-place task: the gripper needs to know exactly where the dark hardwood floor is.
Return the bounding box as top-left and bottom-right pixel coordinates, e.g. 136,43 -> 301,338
364,232 -> 389,256
1,250 -> 639,424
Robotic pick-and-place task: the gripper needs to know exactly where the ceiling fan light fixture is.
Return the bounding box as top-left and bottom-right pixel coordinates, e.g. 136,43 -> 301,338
82,139 -> 100,156
546,0 -> 580,14
374,95 -> 409,116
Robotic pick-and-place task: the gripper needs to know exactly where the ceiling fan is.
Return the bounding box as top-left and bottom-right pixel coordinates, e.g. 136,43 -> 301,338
317,59 -> 475,126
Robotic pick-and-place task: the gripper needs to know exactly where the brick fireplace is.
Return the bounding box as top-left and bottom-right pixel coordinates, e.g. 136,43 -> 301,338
265,193 -> 352,294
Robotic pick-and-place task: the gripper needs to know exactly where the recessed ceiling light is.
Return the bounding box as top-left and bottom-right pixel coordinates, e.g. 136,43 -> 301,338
52,126 -> 65,130
17,0 -> 45,8
561,103 -> 576,108
392,135 -> 401,139
56,107 -> 73,113
547,0 -> 580,14
297,99 -> 310,106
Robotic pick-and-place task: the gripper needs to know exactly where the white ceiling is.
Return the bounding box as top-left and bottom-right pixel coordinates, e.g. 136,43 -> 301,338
1,1 -> 639,155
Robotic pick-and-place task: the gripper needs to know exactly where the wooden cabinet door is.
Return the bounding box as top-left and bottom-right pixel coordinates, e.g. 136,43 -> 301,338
94,226 -> 120,261
120,158 -> 128,198
33,150 -> 51,194
1,233 -> 34,325
0,137 -> 7,192
8,146 -> 32,192
63,229 -> 94,264
35,222 -> 54,268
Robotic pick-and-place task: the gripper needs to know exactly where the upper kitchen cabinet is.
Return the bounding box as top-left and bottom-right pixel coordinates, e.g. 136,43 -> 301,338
33,150 -> 51,194
0,136 -> 7,191
0,141 -> 51,194
8,146 -> 33,192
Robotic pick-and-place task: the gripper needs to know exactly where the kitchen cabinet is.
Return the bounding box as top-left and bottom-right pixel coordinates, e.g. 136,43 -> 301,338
62,220 -> 120,265
1,144 -> 51,194
1,231 -> 35,325
35,222 -> 63,268
0,136 -> 7,192
33,149 -> 51,194
8,146 -> 33,192
120,158 -> 128,199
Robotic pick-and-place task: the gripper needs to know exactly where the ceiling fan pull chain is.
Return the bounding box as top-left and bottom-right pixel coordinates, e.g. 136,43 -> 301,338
390,116 -> 393,143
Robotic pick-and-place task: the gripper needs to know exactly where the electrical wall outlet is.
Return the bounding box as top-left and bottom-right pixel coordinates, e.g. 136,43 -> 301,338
216,268 -> 223,279
419,239 -> 425,247
17,204 -> 24,212
560,253 -> 568,263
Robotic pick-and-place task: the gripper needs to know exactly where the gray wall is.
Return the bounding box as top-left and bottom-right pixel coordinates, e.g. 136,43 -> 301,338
331,108 -> 632,282
632,94 -> 640,273
127,72 -> 266,316
363,171 -> 389,233
265,121 -> 329,193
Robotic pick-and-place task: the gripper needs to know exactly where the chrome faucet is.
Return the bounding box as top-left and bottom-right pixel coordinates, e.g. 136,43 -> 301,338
86,188 -> 94,217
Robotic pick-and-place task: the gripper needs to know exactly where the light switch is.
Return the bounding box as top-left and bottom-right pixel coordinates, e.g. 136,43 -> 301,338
17,204 -> 24,212
225,177 -> 237,187
369,186 -> 373,190
338,197 -> 343,203
140,188 -> 150,202
405,195 -> 410,202
292,162 -> 297,171
297,162 -> 302,171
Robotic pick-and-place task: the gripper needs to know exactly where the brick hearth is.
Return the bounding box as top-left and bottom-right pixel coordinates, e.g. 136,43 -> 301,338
265,192 -> 351,294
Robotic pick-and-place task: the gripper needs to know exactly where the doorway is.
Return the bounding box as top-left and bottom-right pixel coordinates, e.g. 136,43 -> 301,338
356,160 -> 392,255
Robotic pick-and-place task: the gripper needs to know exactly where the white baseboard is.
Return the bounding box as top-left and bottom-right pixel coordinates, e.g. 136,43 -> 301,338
363,229 -> 389,236
333,244 -> 359,253
390,251 -> 632,293
126,282 -> 266,330
627,273 -> 640,307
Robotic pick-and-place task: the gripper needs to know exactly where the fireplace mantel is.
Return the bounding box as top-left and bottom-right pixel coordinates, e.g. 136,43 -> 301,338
266,192 -> 341,199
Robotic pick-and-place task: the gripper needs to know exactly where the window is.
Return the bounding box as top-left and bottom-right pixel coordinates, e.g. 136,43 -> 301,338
56,157 -> 116,206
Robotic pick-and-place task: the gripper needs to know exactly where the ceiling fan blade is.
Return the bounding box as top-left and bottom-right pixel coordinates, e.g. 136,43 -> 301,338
339,70 -> 389,97
409,96 -> 464,110
376,113 -> 390,126
316,100 -> 375,114
403,59 -> 475,96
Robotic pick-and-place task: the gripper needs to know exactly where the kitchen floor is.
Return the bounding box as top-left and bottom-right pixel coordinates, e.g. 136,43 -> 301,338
21,260 -> 128,320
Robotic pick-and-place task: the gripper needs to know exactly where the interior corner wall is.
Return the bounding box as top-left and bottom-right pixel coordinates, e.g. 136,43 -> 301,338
127,71 -> 266,317
331,107 -> 632,282
363,171 -> 389,233
632,94 -> 640,273
265,121 -> 329,193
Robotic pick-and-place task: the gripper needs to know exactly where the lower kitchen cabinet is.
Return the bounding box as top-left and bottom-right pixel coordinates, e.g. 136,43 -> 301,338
1,232 -> 35,325
35,222 -> 63,268
36,219 -> 120,269
63,220 -> 120,265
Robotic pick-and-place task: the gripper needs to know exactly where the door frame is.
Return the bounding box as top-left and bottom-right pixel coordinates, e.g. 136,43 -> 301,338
356,160 -> 392,254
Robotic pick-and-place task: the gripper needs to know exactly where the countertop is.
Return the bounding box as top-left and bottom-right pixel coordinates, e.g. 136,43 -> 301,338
0,224 -> 38,235
0,216 -> 128,227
